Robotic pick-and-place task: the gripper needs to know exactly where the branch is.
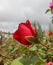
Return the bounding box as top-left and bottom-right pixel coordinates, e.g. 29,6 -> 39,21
37,38 -> 53,51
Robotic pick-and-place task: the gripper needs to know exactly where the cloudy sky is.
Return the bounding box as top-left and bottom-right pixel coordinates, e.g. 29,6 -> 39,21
0,0 -> 52,32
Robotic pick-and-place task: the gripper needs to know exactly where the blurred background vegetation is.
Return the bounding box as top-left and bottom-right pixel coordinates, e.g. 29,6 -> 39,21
0,22 -> 53,65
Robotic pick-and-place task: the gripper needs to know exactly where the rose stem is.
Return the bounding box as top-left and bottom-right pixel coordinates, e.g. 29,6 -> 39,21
37,38 -> 53,51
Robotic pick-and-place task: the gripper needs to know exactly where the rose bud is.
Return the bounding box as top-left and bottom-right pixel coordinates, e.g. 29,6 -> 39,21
49,1 -> 53,9
45,62 -> 53,65
13,20 -> 37,46
48,32 -> 53,36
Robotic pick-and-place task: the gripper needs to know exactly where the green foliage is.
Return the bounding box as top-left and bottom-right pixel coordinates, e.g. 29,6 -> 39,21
35,60 -> 45,65
45,9 -> 53,14
10,56 -> 45,65
51,9 -> 53,14
51,19 -> 53,24
19,57 -> 38,65
11,58 -> 23,65
0,19 -> 53,65
45,9 -> 51,14
36,22 -> 44,40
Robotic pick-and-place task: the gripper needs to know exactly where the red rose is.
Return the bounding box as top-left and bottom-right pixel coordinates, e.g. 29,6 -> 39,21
13,20 -> 37,45
45,62 -> 53,65
48,32 -> 53,36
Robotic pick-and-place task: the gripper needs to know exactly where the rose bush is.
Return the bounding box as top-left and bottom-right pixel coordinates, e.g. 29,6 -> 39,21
13,20 -> 37,46
12,1 -> 53,65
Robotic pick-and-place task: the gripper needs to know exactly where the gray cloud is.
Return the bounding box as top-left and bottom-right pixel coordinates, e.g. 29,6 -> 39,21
0,0 -> 51,32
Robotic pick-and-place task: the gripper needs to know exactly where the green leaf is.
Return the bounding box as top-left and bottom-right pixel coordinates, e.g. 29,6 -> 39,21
9,45 -> 14,51
45,9 -> 51,14
35,61 -> 45,65
19,56 -> 39,65
11,58 -> 23,65
51,9 -> 53,14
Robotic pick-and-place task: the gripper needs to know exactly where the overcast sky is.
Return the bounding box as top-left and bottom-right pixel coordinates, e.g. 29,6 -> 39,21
0,0 -> 52,32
